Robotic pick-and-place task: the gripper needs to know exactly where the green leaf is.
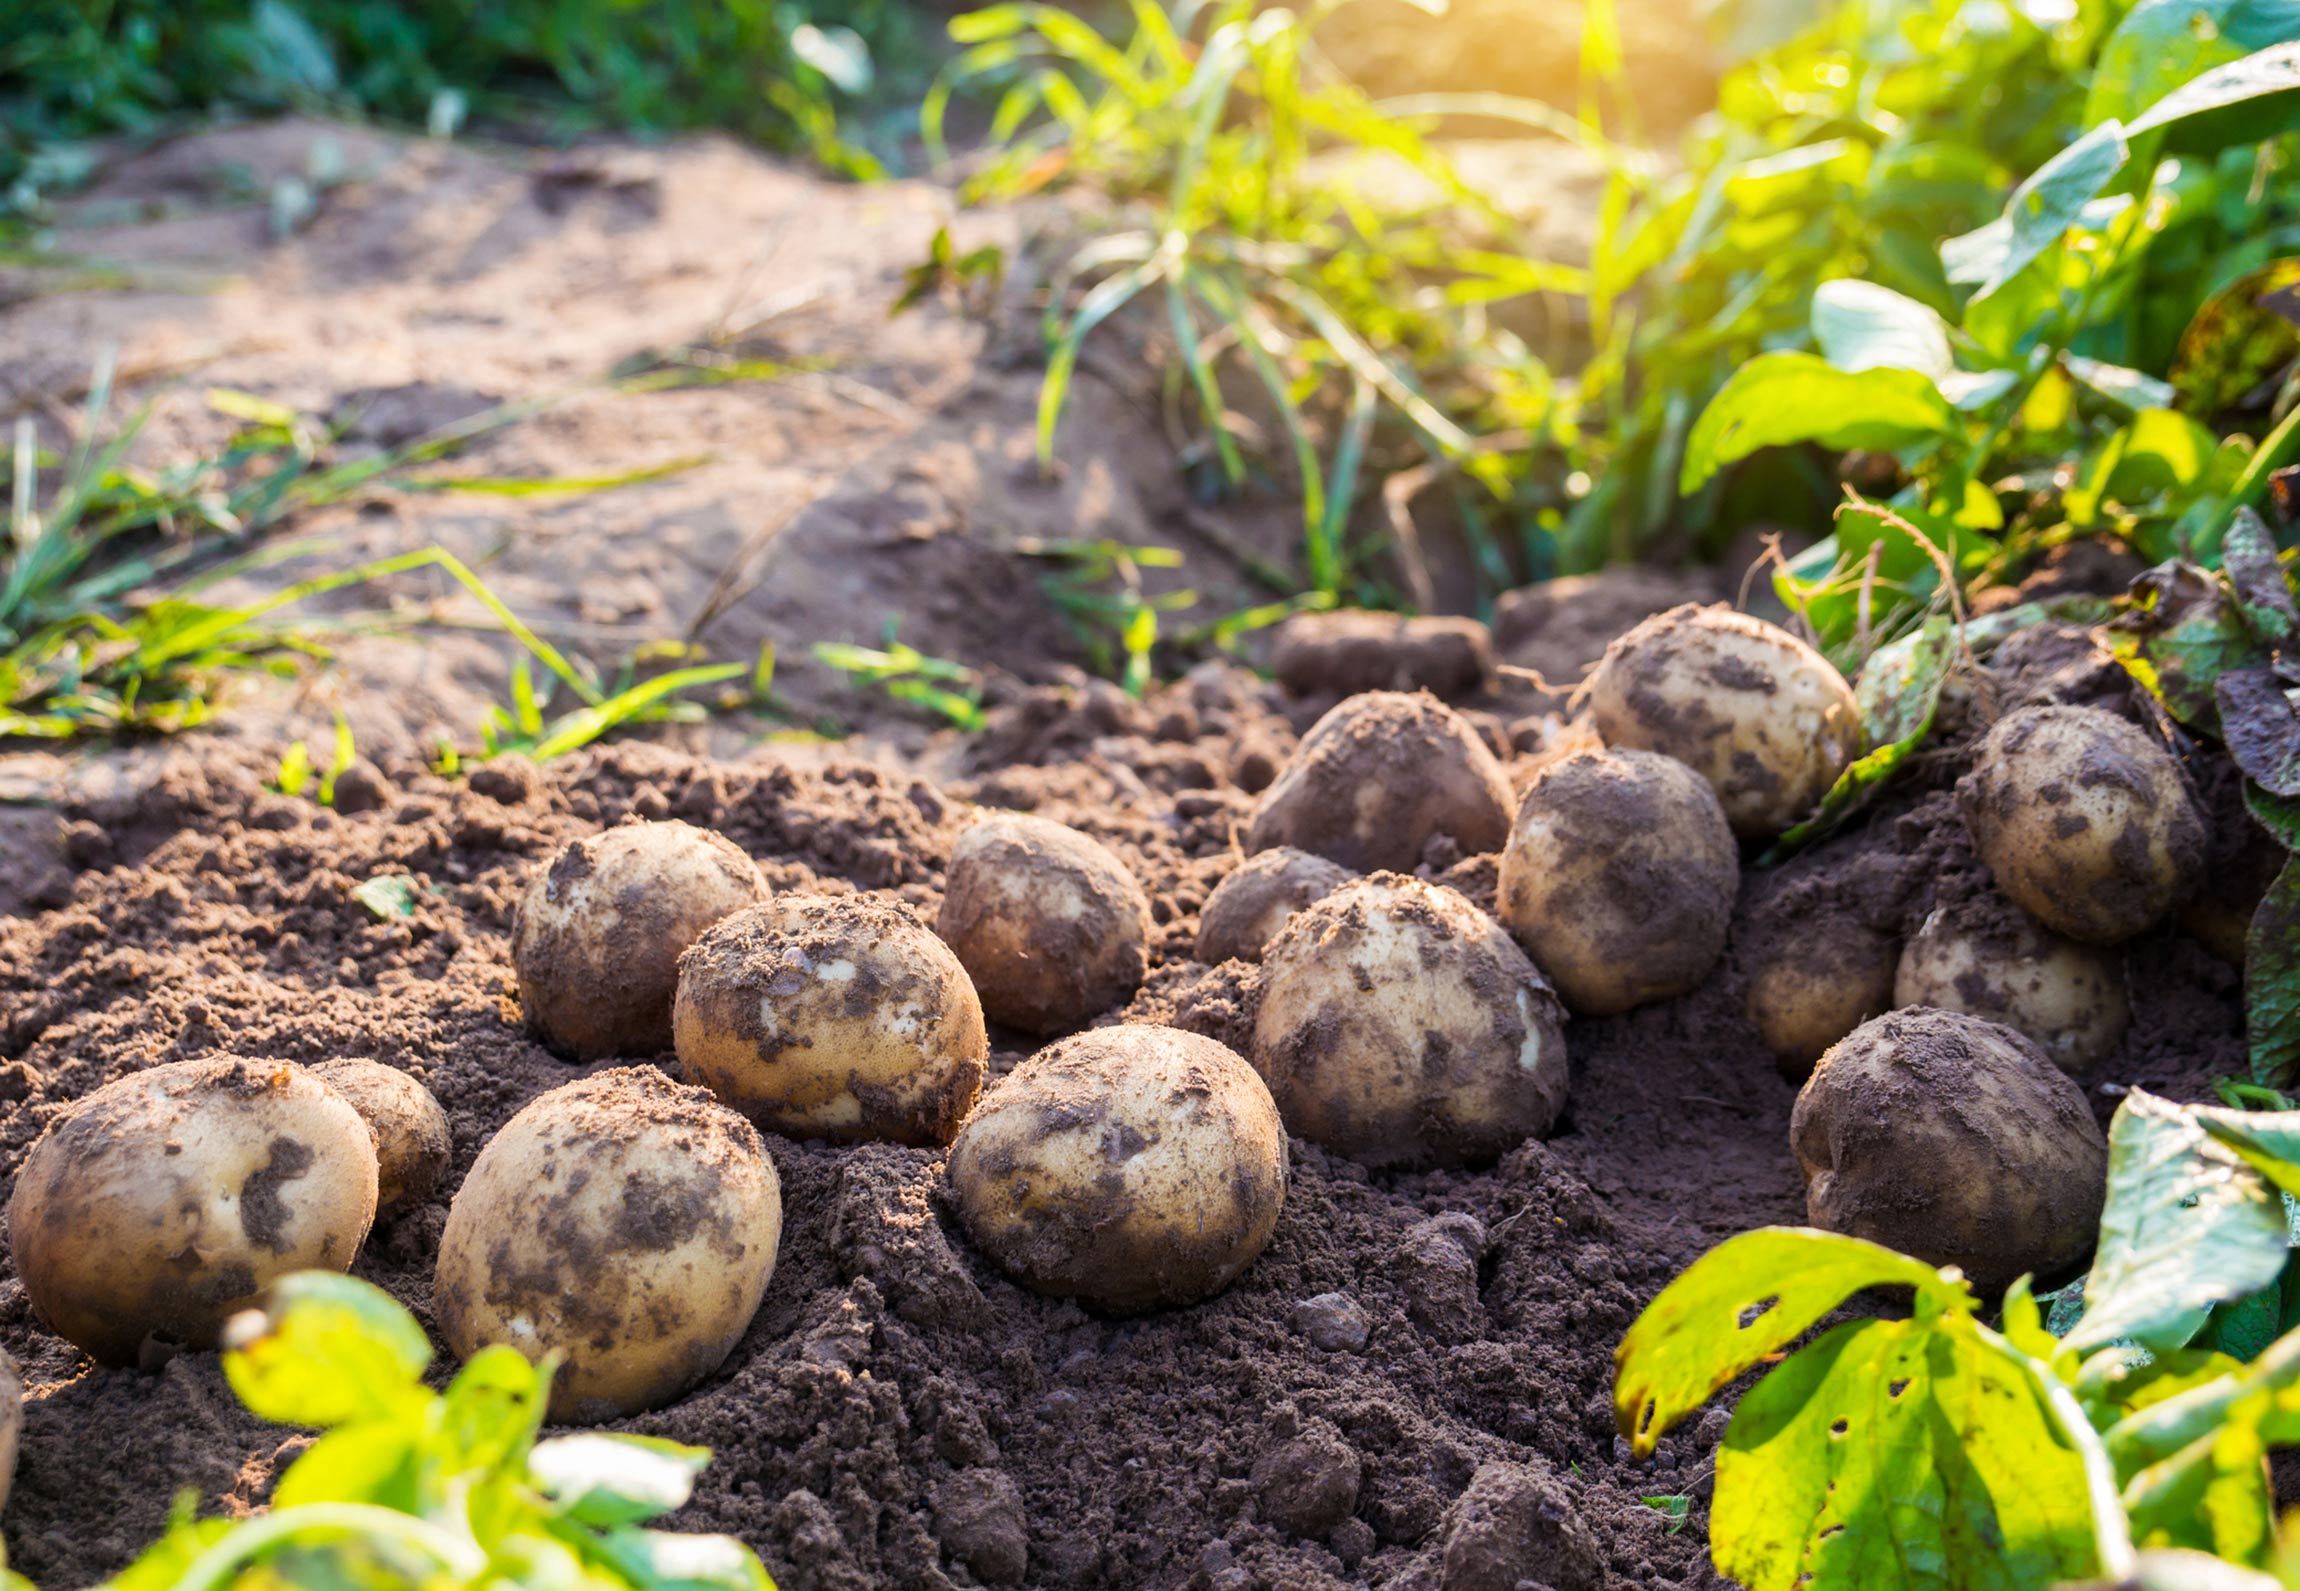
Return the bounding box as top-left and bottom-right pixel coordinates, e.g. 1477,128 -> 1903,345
530,1434 -> 710,1526
2065,1092 -> 2289,1355
1811,279 -> 1954,379
1770,617 -> 1955,854
2087,0 -> 2300,125
587,1527 -> 777,1590
436,1344 -> 548,1478
1958,119 -> 2132,300
272,1421 -> 420,1511
2126,39 -> 2300,153
1680,353 -> 1954,492
352,874 -> 419,920
1714,1316 -> 2102,1591
274,740 -> 312,798
2171,259 -> 2300,415
2106,563 -> 2271,728
1614,1227 -> 1965,1455
221,1273 -> 433,1428
2240,850 -> 2300,1091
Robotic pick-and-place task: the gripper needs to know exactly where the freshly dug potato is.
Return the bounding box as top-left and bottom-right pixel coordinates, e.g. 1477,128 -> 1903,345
311,1059 -> 451,1212
6,1056 -> 379,1365
513,820 -> 770,1060
948,1025 -> 1286,1313
433,1066 -> 781,1423
0,1346 -> 18,1517
1894,895 -> 2128,1071
1270,610 -> 1494,699
1252,875 -> 1569,1170
1246,691 -> 1513,873
1791,1009 -> 2108,1292
1960,705 -> 2206,944
1196,847 -> 1354,965
1587,604 -> 1863,839
1745,914 -> 1900,1081
1495,746 -> 1737,1014
675,896 -> 987,1145
935,813 -> 1151,1035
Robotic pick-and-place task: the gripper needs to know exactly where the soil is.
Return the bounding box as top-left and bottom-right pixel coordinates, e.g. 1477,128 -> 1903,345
0,624 -> 2246,1590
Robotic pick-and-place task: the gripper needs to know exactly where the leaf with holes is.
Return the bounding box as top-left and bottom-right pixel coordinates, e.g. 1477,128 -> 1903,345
1613,1227 -> 1966,1456
1714,1315 -> 2102,1590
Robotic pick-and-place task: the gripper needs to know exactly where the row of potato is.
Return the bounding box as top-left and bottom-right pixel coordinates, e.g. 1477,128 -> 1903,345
1,604 -> 2207,1437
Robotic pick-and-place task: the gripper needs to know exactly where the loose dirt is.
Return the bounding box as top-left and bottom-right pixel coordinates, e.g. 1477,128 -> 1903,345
0,621 -> 2243,1590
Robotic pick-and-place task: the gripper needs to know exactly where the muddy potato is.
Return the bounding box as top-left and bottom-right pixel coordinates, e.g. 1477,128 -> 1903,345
311,1059 -> 451,1212
948,1025 -> 1286,1313
433,1066 -> 781,1423
1196,847 -> 1354,965
1894,895 -> 2128,1072
1246,691 -> 1513,874
0,1347 -> 17,1517
675,896 -> 987,1145
1791,1009 -> 2107,1292
1587,604 -> 1863,839
1496,746 -> 1736,1014
935,813 -> 1151,1035
6,1056 -> 379,1366
1960,705 -> 2204,945
1252,874 -> 1569,1170
1745,915 -> 1900,1082
513,819 -> 770,1060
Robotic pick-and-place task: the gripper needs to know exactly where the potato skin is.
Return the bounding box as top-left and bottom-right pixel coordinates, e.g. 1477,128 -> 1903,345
948,1025 -> 1286,1314
1790,1009 -> 2107,1292
1496,746 -> 1736,1014
1745,917 -> 1899,1081
512,820 -> 769,1060
1252,875 -> 1569,1170
935,814 -> 1151,1035
1195,847 -> 1354,966
1588,604 -> 1862,839
675,896 -> 987,1146
311,1059 -> 451,1212
1246,691 -> 1513,873
433,1066 -> 781,1423
5,1056 -> 379,1366
1894,896 -> 2127,1072
1959,705 -> 2205,945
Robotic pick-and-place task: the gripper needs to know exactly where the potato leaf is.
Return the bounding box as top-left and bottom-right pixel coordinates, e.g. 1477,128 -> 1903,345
2172,260 -> 2300,415
531,1434 -> 711,1527
2240,848 -> 2300,1091
2108,563 -> 2271,729
1680,353 -> 1953,492
1957,118 -> 2131,300
1768,617 -> 1956,855
2085,0 -> 2300,126
1614,1227 -> 1965,1456
2065,1092 -> 2289,1356
221,1273 -> 434,1428
2220,509 -> 2300,653
2214,668 -> 2300,794
1811,279 -> 1954,379
2126,40 -> 2300,154
1714,1315 -> 2103,1591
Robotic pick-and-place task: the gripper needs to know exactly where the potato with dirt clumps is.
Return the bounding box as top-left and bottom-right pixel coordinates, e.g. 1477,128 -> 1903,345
6,1056 -> 379,1366
948,1025 -> 1286,1313
433,1066 -> 781,1423
935,813 -> 1152,1035
513,819 -> 769,1060
1791,1009 -> 2107,1292
1960,705 -> 2205,944
1587,603 -> 1863,839
675,895 -> 987,1145
1246,690 -> 1513,873
1894,895 -> 2127,1071
1252,874 -> 1569,1170
1744,914 -> 1899,1081
1496,745 -> 1736,1014
1196,847 -> 1354,965
312,1059 -> 451,1212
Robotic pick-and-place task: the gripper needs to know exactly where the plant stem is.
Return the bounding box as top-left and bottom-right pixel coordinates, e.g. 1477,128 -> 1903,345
2202,398 -> 2300,550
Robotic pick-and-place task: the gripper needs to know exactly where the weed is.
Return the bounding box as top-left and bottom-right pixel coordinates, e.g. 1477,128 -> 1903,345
1638,1493 -> 1694,1536
812,634 -> 988,730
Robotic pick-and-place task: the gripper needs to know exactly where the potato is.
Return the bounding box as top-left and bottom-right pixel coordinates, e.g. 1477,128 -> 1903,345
947,1025 -> 1286,1313
1196,847 -> 1354,965
675,896 -> 987,1145
0,1346 -> 18,1518
512,819 -> 770,1060
1495,746 -> 1736,1014
1252,875 -> 1569,1170
433,1066 -> 781,1423
311,1059 -> 451,1212
1587,603 -> 1863,839
1790,1009 -> 2107,1292
1894,895 -> 2127,1071
1245,691 -> 1513,873
1745,915 -> 1899,1081
1269,610 -> 1493,699
935,813 -> 1151,1035
1959,705 -> 2205,945
5,1056 -> 379,1366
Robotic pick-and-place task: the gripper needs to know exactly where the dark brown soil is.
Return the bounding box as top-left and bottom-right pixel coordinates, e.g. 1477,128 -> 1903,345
0,642 -> 2244,1590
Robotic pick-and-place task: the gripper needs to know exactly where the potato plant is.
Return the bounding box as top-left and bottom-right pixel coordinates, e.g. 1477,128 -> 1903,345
93,1271 -> 775,1590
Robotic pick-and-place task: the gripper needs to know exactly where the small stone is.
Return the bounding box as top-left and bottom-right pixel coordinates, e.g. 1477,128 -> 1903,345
1293,1292 -> 1371,1352
1252,1421 -> 1363,1538
330,759 -> 393,815
467,756 -> 538,806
